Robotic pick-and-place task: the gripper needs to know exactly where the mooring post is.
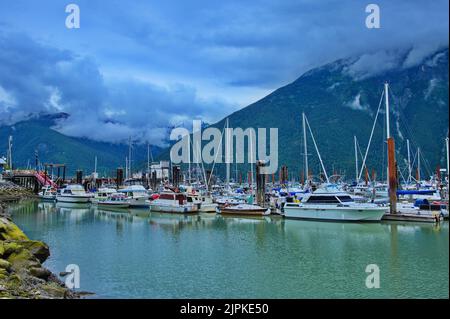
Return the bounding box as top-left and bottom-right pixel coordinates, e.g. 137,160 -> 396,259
388,137 -> 397,214
256,160 -> 266,207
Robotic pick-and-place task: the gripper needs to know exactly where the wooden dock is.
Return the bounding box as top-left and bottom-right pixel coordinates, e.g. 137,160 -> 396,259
382,212 -> 443,223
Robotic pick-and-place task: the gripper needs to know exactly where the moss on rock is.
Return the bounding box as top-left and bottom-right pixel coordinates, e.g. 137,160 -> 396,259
1,196 -> 80,299
0,217 -> 28,241
0,258 -> 11,270
17,240 -> 50,263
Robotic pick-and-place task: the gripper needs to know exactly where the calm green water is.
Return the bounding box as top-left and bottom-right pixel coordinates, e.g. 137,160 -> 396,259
8,200 -> 449,299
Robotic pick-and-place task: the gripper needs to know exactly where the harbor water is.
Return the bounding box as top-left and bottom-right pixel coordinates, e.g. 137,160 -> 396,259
8,200 -> 449,299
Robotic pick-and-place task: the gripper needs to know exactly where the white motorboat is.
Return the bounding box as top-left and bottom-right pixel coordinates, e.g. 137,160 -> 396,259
97,193 -> 130,209
218,203 -> 270,216
38,185 -> 57,201
283,185 -> 387,222
150,191 -> 198,213
118,185 -> 149,207
92,187 -> 117,204
56,184 -> 92,203
187,193 -> 218,212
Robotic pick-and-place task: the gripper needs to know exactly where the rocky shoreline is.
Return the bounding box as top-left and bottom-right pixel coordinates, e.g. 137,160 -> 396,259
0,180 -> 79,299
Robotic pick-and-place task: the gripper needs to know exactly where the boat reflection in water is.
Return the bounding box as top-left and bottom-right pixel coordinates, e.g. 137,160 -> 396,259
9,200 -> 448,298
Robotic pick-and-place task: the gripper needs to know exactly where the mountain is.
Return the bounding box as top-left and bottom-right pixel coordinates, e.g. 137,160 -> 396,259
160,48 -> 449,181
0,114 -> 162,176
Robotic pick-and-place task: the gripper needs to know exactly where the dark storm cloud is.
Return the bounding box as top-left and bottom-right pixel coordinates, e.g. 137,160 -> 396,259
0,0 -> 448,144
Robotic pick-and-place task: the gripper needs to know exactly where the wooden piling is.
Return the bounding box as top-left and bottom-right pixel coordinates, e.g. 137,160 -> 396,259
388,137 -> 397,214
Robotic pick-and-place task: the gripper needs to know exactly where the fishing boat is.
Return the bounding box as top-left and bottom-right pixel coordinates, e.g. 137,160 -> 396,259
149,191 -> 198,213
283,185 -> 387,222
214,194 -> 247,207
218,203 -> 270,216
92,187 -> 117,204
97,193 -> 130,209
118,185 -> 150,207
38,185 -> 57,201
186,189 -> 218,213
56,184 -> 92,203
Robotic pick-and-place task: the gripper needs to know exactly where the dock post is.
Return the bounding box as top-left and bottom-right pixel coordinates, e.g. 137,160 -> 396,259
256,160 -> 266,207
172,165 -> 180,188
76,170 -> 83,185
116,168 -> 124,189
388,137 -> 397,214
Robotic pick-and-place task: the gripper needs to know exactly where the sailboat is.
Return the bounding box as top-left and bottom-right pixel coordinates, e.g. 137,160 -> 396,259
283,112 -> 387,222
216,127 -> 270,216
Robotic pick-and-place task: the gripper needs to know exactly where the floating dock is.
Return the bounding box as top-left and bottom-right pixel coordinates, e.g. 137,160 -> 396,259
382,212 -> 443,223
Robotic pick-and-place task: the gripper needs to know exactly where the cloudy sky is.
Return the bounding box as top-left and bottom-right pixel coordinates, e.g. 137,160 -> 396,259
0,0 -> 448,145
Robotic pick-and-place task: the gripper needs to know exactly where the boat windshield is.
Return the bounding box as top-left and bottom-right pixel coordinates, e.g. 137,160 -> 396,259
306,196 -> 340,204
337,196 -> 353,202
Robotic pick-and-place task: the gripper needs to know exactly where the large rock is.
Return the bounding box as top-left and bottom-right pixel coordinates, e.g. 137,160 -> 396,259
17,241 -> 50,263
0,217 -> 28,241
29,267 -> 52,280
0,258 -> 11,270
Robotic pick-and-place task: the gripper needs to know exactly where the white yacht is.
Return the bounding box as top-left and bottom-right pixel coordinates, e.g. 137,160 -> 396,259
97,193 -> 130,209
38,185 -> 57,201
118,185 -> 149,207
56,184 -> 92,203
150,191 -> 198,213
283,185 -> 387,222
186,191 -> 218,212
92,187 -> 117,204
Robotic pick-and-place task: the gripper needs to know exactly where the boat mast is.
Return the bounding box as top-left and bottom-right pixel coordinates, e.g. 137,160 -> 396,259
128,137 -> 132,179
407,139 -> 412,184
249,128 -> 254,192
225,118 -> 230,188
446,137 -> 449,203
302,112 -> 309,183
354,135 -> 359,183
417,147 -> 421,182
125,156 -> 128,180
188,135 -> 191,185
304,114 -> 329,183
94,156 -> 97,186
385,82 -> 390,186
7,135 -> 12,170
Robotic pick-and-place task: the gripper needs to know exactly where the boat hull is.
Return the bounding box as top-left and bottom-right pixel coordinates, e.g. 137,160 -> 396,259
98,203 -> 130,209
199,203 -> 218,213
127,197 -> 149,208
39,195 -> 56,201
283,206 -> 386,221
56,195 -> 92,203
149,204 -> 197,214
220,208 -> 270,216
